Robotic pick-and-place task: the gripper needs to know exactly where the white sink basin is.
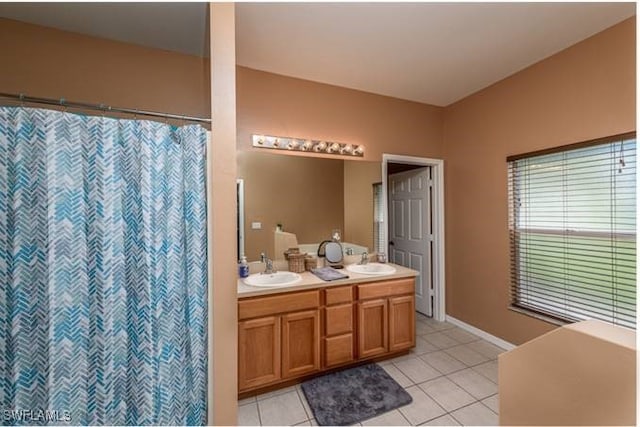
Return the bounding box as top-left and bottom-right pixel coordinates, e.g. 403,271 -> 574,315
243,271 -> 302,287
346,263 -> 396,276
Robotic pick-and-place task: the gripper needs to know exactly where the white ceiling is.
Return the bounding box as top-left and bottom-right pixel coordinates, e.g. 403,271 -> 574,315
0,2 -> 210,56
0,2 -> 635,106
236,3 -> 635,106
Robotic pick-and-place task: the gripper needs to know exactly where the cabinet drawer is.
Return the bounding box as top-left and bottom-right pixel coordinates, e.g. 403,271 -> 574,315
324,334 -> 354,367
325,286 -> 353,305
325,304 -> 353,336
239,290 -> 320,320
357,278 -> 414,300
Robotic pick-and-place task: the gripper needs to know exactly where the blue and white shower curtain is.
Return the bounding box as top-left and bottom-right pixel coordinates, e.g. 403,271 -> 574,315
0,107 -> 207,425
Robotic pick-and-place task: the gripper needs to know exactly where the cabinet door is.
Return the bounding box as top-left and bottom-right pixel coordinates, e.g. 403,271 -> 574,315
389,295 -> 416,352
282,310 -> 320,378
238,316 -> 281,391
357,299 -> 388,358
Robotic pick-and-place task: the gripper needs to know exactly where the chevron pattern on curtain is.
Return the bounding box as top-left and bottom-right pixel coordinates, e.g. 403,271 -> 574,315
0,107 -> 208,425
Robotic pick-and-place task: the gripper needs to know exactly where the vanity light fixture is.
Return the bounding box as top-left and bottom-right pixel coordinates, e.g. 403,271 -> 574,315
252,134 -> 364,157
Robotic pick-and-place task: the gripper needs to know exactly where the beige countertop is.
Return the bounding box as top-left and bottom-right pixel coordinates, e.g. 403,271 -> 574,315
237,263 -> 419,298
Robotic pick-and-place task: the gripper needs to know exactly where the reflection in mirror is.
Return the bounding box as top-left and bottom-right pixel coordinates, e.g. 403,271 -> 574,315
237,151 -> 381,262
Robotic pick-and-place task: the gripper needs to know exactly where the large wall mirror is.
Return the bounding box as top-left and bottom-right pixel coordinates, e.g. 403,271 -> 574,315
237,151 -> 382,262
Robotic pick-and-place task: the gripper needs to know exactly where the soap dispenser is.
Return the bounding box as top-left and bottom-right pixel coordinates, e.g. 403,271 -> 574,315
238,256 -> 250,278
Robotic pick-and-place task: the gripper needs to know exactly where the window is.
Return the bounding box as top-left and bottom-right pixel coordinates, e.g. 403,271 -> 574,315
508,133 -> 636,329
373,182 -> 384,253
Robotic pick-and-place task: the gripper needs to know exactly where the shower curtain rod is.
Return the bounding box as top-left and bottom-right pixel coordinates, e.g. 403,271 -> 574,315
0,92 -> 212,125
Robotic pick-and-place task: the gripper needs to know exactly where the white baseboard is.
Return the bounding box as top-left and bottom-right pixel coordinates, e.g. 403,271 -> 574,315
445,315 -> 516,351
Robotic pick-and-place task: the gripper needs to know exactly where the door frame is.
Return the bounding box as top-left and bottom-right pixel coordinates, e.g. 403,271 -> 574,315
382,154 -> 446,321
237,178 -> 245,259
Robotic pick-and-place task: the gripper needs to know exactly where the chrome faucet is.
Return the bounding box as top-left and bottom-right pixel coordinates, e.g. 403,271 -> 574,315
260,252 -> 276,275
359,251 -> 369,265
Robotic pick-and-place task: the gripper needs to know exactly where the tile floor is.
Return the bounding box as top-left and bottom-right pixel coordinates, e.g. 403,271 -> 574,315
238,314 -> 503,426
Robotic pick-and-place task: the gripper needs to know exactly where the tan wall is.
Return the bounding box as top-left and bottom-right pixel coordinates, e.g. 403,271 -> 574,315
442,18 -> 636,345
237,151 -> 345,261
236,66 -> 444,161
344,161 -> 382,252
0,17 -> 210,118
209,3 -> 237,425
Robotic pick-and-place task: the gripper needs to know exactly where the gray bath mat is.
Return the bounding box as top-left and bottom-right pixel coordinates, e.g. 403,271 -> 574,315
300,363 -> 412,426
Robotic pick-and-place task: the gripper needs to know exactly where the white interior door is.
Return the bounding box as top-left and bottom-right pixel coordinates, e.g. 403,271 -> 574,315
389,167 -> 433,316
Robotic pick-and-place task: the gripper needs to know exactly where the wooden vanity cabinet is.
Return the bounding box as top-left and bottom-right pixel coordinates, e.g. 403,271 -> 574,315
357,278 -> 416,356
238,290 -> 320,391
238,278 -> 415,394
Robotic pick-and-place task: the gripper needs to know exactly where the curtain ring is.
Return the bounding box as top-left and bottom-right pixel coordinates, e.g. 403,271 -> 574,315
19,93 -> 25,107
60,98 -> 67,113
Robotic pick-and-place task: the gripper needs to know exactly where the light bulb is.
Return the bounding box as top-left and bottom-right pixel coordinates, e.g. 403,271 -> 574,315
353,145 -> 364,155
302,140 -> 313,151
314,141 -> 327,152
341,144 -> 353,154
287,139 -> 299,150
327,142 -> 340,153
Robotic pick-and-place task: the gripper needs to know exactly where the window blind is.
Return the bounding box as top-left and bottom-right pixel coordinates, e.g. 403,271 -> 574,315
373,183 -> 384,254
507,133 -> 636,329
